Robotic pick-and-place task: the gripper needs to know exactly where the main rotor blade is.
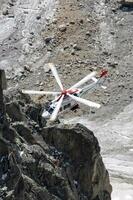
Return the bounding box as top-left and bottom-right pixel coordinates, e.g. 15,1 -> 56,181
48,63 -> 64,91
22,90 -> 60,95
68,94 -> 101,108
50,95 -> 64,121
70,71 -> 96,89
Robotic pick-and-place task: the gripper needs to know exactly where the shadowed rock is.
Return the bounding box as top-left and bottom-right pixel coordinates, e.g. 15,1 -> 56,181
41,124 -> 112,200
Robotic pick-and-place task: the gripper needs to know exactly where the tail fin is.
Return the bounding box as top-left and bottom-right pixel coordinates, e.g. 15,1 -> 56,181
91,69 -> 108,89
100,69 -> 108,78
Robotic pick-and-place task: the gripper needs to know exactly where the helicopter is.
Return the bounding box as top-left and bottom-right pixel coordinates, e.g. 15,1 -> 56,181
22,63 -> 108,121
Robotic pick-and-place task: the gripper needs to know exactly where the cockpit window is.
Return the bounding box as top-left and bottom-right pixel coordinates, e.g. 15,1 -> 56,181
45,102 -> 51,109
48,107 -> 54,114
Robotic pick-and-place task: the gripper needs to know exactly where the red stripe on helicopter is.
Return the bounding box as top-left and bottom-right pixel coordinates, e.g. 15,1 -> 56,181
57,89 -> 79,101
100,69 -> 108,78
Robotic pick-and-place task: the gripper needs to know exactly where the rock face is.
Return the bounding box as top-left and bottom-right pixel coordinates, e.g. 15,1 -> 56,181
0,91 -> 112,200
0,69 -> 7,124
42,124 -> 112,200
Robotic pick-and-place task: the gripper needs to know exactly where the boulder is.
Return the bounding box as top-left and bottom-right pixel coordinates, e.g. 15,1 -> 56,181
2,8 -> 9,16
58,24 -> 67,32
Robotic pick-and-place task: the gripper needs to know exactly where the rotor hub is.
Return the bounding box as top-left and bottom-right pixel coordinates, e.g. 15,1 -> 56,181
61,89 -> 78,96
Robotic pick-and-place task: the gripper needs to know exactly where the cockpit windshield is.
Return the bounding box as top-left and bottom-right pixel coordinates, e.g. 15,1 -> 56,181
48,107 -> 54,114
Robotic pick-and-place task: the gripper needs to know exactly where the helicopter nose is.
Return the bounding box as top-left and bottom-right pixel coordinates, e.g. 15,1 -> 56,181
42,110 -> 50,118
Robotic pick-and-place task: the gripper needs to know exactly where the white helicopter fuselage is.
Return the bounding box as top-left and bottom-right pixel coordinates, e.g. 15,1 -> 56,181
42,75 -> 106,119
42,90 -> 81,118
22,63 -> 108,121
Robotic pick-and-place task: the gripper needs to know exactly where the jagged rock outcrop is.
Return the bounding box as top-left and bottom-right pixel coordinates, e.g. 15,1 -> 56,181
0,91 -> 112,200
42,124 -> 112,200
0,69 -> 7,125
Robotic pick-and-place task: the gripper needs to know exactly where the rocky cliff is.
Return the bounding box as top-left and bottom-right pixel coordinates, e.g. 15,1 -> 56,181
0,90 -> 112,200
